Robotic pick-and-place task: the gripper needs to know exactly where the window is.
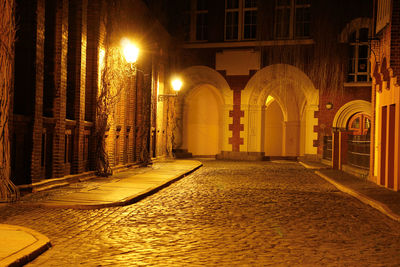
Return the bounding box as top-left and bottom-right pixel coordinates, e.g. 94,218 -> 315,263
348,113 -> 371,135
225,0 -> 257,41
274,0 -> 310,39
348,28 -> 370,83
196,0 -> 208,41
184,0 -> 208,42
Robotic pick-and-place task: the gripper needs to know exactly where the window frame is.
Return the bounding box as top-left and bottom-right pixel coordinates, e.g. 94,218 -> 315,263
347,28 -> 371,83
185,0 -> 209,42
225,0 -> 258,41
348,113 -> 371,135
274,0 -> 311,40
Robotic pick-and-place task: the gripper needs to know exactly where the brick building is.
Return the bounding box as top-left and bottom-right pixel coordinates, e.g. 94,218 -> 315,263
11,0 -> 175,186
166,0 -> 373,171
371,0 -> 400,191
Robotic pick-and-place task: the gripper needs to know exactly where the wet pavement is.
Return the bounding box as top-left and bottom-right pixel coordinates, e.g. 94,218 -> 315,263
1,160 -> 399,266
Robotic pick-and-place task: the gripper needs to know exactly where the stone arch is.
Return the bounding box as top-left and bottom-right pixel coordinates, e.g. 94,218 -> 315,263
178,66 -> 232,105
333,100 -> 372,129
339,17 -> 372,43
174,66 -> 232,152
243,64 -> 318,157
245,64 -> 318,107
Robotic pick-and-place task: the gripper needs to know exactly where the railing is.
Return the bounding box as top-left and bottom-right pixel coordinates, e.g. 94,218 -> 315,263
347,135 -> 370,169
323,135 -> 332,160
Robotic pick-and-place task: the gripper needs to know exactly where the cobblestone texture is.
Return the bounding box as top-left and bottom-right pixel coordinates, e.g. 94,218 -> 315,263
0,160 -> 399,266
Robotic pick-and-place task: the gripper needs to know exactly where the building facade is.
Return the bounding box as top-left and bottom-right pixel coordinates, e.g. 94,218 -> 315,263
371,0 -> 400,191
11,0 -> 175,186
168,0 -> 373,169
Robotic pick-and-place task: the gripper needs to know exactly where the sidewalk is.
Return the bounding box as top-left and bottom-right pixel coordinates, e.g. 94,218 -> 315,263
300,160 -> 400,222
19,159 -> 203,210
0,159 -> 202,266
0,224 -> 51,267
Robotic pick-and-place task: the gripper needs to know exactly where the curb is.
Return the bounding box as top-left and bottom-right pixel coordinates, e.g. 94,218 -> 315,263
298,161 -> 327,170
315,171 -> 400,222
25,163 -> 203,210
0,224 -> 51,267
18,163 -> 144,194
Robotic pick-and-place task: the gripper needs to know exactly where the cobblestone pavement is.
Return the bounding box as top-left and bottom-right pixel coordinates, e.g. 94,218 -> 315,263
1,160 -> 399,266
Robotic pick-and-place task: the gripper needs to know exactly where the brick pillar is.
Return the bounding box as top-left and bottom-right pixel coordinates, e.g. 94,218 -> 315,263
68,0 -> 88,174
134,70 -> 143,161
51,0 -> 69,178
125,71 -> 134,163
229,89 -> 244,152
85,0 -> 101,170
225,74 -> 248,152
117,75 -> 126,166
31,0 -> 45,181
332,131 -> 351,170
126,73 -> 136,163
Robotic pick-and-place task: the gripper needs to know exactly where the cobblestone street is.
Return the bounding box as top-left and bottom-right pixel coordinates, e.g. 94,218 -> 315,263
1,160 -> 399,266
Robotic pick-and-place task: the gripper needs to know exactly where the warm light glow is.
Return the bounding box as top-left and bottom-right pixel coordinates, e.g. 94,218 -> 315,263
98,48 -> 105,93
171,78 -> 183,92
266,95 -> 275,106
121,38 -> 139,64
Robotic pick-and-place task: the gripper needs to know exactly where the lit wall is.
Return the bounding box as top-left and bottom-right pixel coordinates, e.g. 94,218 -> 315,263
183,85 -> 221,156
264,100 -> 283,156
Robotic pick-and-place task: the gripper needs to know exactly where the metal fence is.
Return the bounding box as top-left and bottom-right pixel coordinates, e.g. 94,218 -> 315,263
323,135 -> 332,160
347,135 -> 370,169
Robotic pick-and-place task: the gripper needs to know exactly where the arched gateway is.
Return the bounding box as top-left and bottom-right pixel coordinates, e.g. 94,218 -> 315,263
174,66 -> 232,157
242,64 -> 319,158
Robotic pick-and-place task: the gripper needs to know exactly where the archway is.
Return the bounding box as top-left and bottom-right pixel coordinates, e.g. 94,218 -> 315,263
332,100 -> 372,130
243,64 -> 318,157
332,100 -> 372,170
263,96 -> 284,156
183,84 -> 223,156
174,66 -> 232,156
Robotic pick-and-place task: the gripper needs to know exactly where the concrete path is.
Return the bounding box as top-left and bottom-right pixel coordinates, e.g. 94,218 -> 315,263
0,224 -> 51,267
23,159 -> 202,209
300,160 -> 400,222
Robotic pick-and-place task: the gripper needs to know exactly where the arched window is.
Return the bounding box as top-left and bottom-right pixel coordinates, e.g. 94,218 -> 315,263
348,113 -> 371,135
348,27 -> 370,83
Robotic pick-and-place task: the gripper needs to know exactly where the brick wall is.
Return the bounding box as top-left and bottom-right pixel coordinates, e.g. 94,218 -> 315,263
31,0 -> 45,181
10,0 -> 173,184
317,87 -> 372,154
390,0 -> 400,78
51,0 -> 69,178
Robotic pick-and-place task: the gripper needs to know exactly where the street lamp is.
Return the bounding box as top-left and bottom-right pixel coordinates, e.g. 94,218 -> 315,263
171,78 -> 183,92
121,38 -> 139,65
158,77 -> 183,102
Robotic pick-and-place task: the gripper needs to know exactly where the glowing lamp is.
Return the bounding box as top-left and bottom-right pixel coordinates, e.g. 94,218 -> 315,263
121,38 -> 139,64
325,102 -> 333,110
171,78 -> 183,92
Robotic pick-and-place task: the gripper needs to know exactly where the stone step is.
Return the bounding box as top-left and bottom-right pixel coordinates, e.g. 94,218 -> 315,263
173,149 -> 193,159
